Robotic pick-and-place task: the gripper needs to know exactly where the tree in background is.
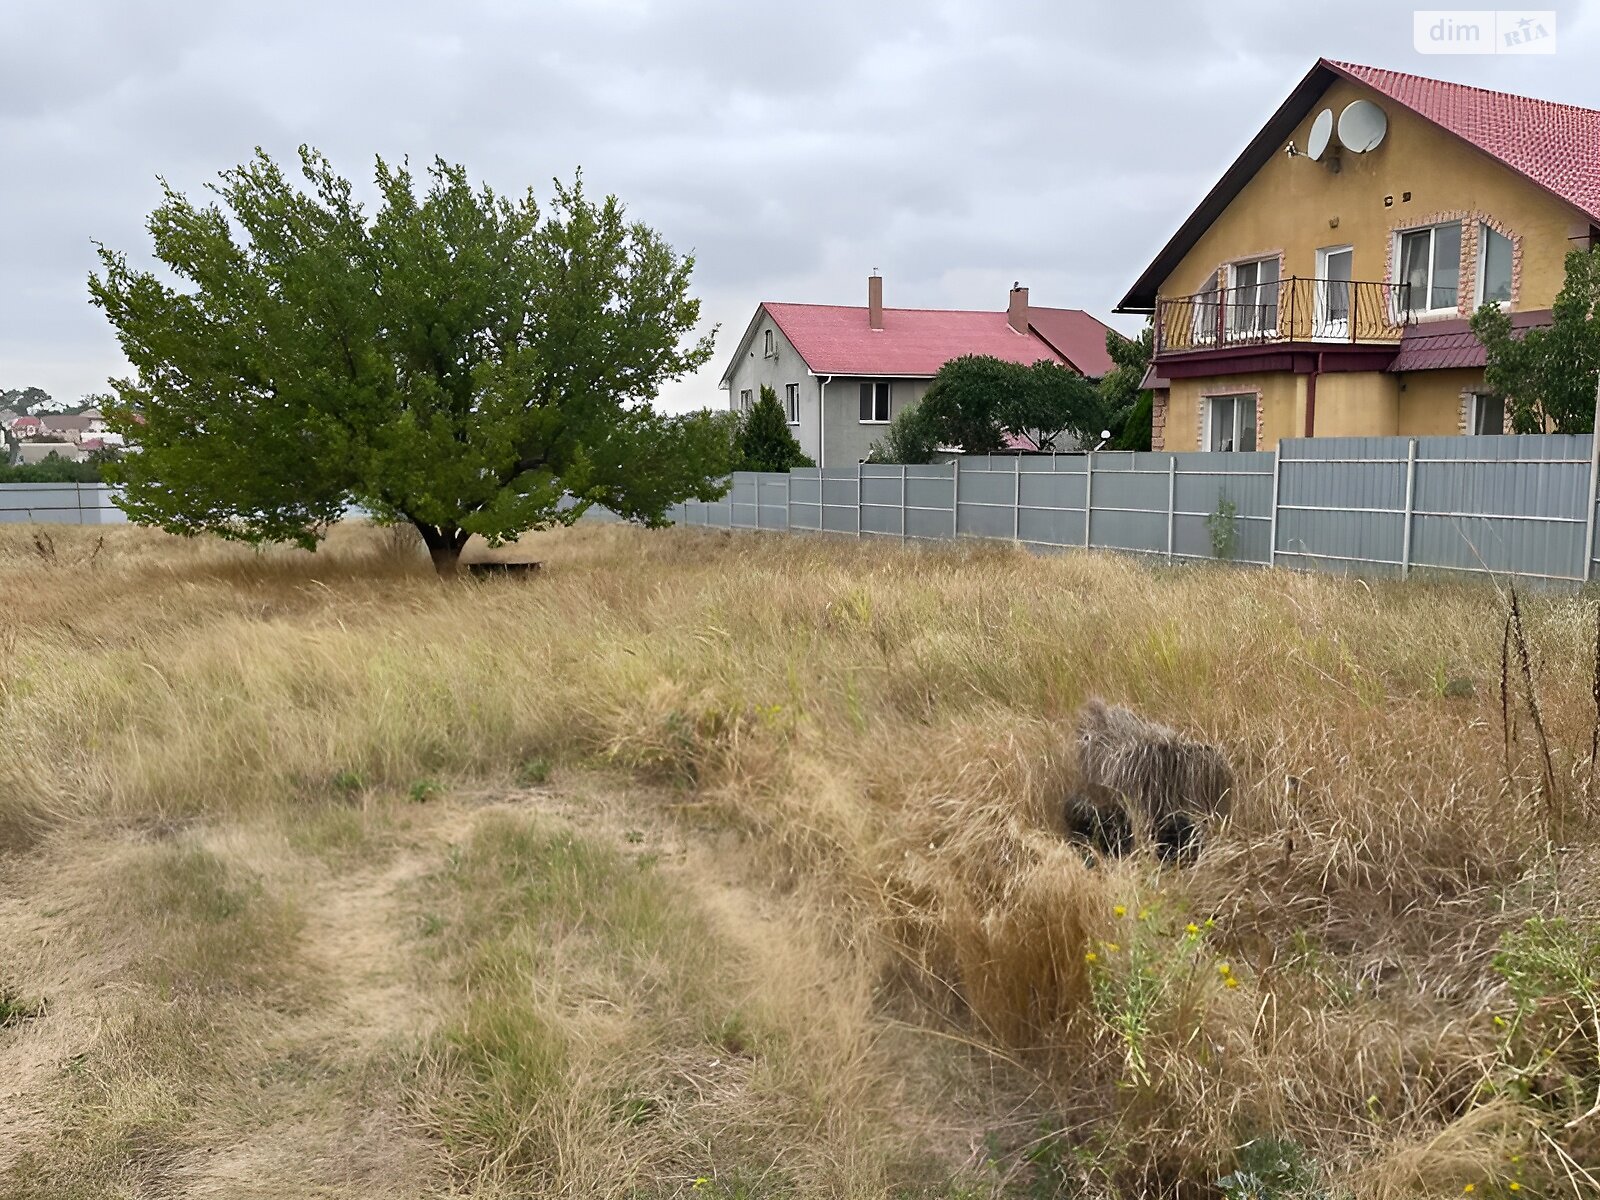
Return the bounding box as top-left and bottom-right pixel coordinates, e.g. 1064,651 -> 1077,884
1100,325 -> 1155,451
0,387 -> 53,415
90,149 -> 733,575
865,405 -> 940,465
912,355 -> 1105,457
1472,247 -> 1600,434
736,385 -> 813,471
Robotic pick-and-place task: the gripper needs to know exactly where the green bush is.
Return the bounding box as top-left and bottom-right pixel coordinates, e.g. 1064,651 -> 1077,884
0,454 -> 107,483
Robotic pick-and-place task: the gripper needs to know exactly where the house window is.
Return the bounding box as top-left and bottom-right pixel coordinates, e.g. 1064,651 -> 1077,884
739,389 -> 753,413
1207,394 -> 1257,452
1468,392 -> 1505,436
859,381 -> 891,423
1397,222 -> 1462,312
1478,224 -> 1513,305
1228,256 -> 1279,336
784,383 -> 800,424
763,329 -> 775,358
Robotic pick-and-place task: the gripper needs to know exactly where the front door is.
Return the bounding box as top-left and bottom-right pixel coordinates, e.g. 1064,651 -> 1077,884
1315,246 -> 1353,339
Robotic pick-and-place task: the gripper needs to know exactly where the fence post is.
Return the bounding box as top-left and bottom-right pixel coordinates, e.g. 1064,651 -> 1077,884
1584,418 -> 1600,583
1083,452 -> 1094,549
785,472 -> 792,532
1268,448 -> 1282,567
901,465 -> 908,542
1013,457 -> 1021,543
856,461 -> 863,539
1401,437 -> 1418,578
951,456 -> 960,540
1166,454 -> 1176,562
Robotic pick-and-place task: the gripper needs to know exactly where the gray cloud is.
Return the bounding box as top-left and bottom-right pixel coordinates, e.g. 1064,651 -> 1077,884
3,0 -> 1597,409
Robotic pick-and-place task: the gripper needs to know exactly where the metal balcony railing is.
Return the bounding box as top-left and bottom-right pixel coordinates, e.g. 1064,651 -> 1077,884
1153,277 -> 1416,357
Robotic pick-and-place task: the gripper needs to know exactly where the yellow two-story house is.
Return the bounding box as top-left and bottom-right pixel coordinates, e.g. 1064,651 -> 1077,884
1117,59 -> 1600,451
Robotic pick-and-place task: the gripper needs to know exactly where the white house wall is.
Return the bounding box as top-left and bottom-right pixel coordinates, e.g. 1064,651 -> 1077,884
722,317 -> 822,464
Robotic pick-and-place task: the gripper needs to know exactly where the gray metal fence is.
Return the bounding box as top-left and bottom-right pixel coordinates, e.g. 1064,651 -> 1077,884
0,483 -> 126,524
671,434 -> 1600,586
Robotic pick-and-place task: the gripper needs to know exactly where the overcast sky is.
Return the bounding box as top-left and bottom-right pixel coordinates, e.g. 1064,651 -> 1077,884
4,0 -> 1597,413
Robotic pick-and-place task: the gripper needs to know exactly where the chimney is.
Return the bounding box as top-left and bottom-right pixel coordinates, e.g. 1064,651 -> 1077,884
1007,281 -> 1029,335
868,272 -> 884,330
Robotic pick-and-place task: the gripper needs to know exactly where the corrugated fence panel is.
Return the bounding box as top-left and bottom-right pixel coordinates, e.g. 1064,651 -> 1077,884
0,483 -> 129,524
670,436 -> 1600,586
956,458 -> 1019,538
1411,435 -> 1588,580
789,469 -> 821,531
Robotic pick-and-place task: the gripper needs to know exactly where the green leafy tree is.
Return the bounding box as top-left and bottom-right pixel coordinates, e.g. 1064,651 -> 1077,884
1101,325 -> 1155,451
736,385 -> 813,471
1471,248 -> 1600,434
864,405 -> 939,465
0,387 -> 52,415
914,355 -> 1104,455
89,148 -> 733,575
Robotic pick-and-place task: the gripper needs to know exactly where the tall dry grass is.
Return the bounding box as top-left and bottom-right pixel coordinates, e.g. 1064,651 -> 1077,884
4,521 -> 1600,1195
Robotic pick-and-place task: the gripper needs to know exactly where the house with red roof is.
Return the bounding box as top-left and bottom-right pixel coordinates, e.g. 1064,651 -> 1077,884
720,276 -> 1116,466
1117,59 -> 1600,450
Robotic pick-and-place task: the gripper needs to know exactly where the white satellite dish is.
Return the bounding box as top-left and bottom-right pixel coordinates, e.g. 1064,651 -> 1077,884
1307,108 -> 1334,160
1338,100 -> 1388,153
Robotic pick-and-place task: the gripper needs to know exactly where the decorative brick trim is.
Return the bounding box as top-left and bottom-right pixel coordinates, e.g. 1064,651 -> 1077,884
1151,390 -> 1167,451
1386,211 -> 1522,318
1460,386 -> 1512,435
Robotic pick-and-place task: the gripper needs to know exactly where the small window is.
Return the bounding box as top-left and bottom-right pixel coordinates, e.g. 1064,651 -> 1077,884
1479,224 -> 1513,305
859,381 -> 891,423
739,389 -> 753,413
1207,394 -> 1258,452
763,329 -> 775,358
1469,392 -> 1505,436
784,383 -> 800,424
1397,222 -> 1462,312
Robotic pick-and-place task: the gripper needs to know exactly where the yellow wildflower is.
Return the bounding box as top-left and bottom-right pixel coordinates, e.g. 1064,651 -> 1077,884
1510,1156 -> 1521,1165
1493,1015 -> 1507,1028
1084,952 -> 1098,964
1137,909 -> 1151,921
692,1179 -> 711,1192
1114,905 -> 1127,918
1217,962 -> 1232,976
1224,976 -> 1239,989
1462,1185 -> 1474,1194
1204,917 -> 1216,929
1508,1183 -> 1521,1193
1185,923 -> 1200,934
1105,942 -> 1120,953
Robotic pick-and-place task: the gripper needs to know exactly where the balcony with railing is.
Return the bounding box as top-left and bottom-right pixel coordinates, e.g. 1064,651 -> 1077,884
1153,277 -> 1416,358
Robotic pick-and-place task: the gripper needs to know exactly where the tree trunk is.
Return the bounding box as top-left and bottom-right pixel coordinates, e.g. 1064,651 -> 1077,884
414,522 -> 472,578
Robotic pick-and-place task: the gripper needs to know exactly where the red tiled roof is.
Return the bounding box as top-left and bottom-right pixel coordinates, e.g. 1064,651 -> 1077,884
761,303 -> 1065,378
1327,61 -> 1600,224
1389,309 -> 1553,372
11,415 -> 41,427
1026,308 -> 1118,377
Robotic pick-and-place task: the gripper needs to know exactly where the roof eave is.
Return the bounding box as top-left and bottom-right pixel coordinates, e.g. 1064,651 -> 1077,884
1115,59 -> 1341,312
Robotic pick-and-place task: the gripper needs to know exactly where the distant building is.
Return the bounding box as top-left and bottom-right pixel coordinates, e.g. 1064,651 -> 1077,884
719,276 -> 1117,466
9,441 -> 84,466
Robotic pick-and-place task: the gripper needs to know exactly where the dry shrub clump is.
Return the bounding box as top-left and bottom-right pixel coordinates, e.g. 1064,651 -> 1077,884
5,521 -> 1600,1195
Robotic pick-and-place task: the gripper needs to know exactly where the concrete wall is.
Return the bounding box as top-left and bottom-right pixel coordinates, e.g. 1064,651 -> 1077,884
822,377 -> 932,466
1160,75 -> 1584,315
722,316 -> 822,464
0,483 -> 126,524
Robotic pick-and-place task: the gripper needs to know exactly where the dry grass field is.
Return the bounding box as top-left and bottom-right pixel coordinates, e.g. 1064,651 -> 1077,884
2,520 -> 1599,1198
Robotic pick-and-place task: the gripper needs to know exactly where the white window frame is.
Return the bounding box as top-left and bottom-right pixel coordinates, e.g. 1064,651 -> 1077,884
1395,222 -> 1463,316
739,388 -> 753,413
763,329 -> 775,358
784,382 -> 800,425
1226,256 -> 1280,338
859,381 -> 891,424
1476,223 -> 1514,308
1314,245 -> 1354,339
1467,391 -> 1505,436
1204,393 -> 1259,453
